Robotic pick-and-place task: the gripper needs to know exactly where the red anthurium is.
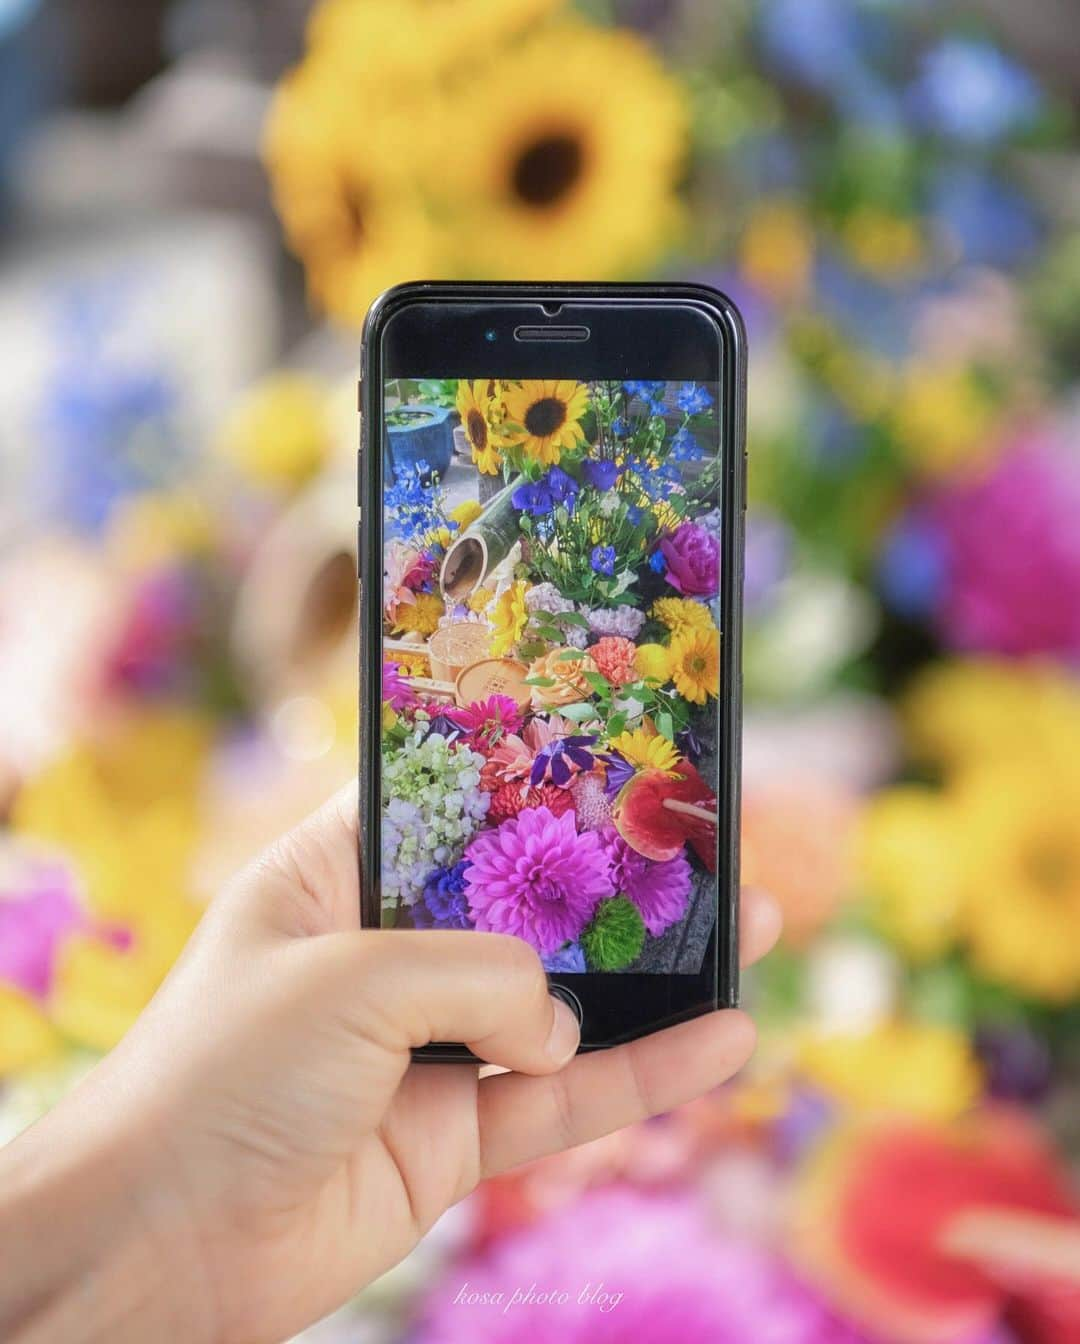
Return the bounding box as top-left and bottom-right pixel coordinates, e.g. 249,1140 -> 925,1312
612,761 -> 717,870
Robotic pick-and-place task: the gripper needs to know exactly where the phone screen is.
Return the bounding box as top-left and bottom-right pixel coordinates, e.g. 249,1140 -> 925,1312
378,374 -> 723,976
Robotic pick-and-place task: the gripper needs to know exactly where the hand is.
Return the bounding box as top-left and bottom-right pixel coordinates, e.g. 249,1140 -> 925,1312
0,784 -> 781,1344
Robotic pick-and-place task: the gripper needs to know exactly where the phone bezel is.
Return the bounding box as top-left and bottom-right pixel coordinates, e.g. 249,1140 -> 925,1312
360,282 -> 746,1055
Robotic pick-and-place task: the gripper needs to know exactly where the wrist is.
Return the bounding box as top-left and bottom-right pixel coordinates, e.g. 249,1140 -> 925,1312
0,1062 -> 215,1344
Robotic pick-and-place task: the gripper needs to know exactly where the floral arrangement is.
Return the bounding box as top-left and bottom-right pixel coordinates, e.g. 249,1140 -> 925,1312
379,378 -> 722,972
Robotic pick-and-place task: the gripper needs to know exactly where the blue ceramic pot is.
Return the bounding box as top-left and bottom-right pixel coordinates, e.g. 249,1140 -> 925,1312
384,404 -> 454,480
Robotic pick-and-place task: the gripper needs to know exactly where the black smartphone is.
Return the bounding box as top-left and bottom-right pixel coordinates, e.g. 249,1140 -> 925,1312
359,282 -> 745,1057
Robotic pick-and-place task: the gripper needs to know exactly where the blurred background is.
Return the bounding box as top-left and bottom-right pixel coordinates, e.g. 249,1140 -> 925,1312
2,1 -> 1080,1341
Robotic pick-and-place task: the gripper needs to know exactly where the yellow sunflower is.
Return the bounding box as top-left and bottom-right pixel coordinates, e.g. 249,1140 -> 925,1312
456,380 -> 504,476
609,725 -> 681,775
307,0 -> 568,80
669,629 -> 719,705
501,379 -> 589,467
438,20 -> 687,280
651,596 -> 717,642
263,57 -> 444,327
220,372 -> 329,492
490,580 -> 530,656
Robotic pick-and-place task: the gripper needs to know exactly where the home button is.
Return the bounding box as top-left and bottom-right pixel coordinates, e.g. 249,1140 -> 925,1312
548,983 -> 583,1026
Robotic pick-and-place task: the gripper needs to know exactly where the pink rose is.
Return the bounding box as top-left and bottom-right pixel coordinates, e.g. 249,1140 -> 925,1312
660,522 -> 719,597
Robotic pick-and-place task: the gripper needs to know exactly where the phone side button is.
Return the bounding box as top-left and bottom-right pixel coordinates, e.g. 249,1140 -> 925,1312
548,983 -> 583,1026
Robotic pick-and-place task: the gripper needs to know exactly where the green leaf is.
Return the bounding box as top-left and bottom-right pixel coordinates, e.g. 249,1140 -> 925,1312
560,702 -> 596,722
583,671 -> 611,695
524,676 -> 557,688
606,711 -> 627,737
657,711 -> 675,740
559,610 -> 590,628
556,649 -> 585,662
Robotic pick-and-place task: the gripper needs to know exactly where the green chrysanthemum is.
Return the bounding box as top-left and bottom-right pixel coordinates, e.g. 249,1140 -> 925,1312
581,896 -> 645,971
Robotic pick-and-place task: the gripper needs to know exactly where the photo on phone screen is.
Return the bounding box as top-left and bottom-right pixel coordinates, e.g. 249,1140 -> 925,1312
379,376 -> 722,976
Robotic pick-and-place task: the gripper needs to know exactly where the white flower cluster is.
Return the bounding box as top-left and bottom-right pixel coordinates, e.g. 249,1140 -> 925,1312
381,724 -> 489,911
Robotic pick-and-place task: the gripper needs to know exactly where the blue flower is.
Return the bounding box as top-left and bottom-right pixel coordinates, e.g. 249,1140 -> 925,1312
547,465 -> 579,509
512,480 -> 554,515
676,383 -> 713,415
648,550 -> 667,575
669,427 -> 703,462
582,458 -> 618,491
610,416 -> 630,439
543,942 -> 587,974
909,39 -> 1042,146
877,513 -> 948,620
624,380 -> 666,415
416,861 -> 473,929
530,735 -> 597,788
590,544 -> 616,577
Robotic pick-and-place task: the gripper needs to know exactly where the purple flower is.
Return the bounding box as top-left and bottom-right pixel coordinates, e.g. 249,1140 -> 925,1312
530,735 -> 597,788
464,807 -> 614,954
416,1187 -> 874,1344
382,660 -> 418,711
542,941 -> 587,974
598,751 -> 635,797
547,466 -> 579,507
416,861 -> 473,930
512,480 -> 554,516
929,432 -> 1080,657
603,825 -> 692,935
974,1023 -> 1053,1104
591,545 -> 616,577
0,859 -> 88,1000
676,382 -> 714,415
586,605 -> 646,640
582,458 -> 618,491
660,521 -> 720,597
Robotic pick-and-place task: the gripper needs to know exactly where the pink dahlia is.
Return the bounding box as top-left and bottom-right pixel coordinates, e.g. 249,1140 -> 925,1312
464,806 -> 613,953
660,521 -> 720,597
415,1187 -> 875,1344
590,635 -> 638,686
929,431 -> 1080,657
603,824 -> 692,935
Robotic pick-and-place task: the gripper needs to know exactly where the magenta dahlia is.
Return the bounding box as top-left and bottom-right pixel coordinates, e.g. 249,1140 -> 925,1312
464,806 -> 613,953
603,825 -> 692,936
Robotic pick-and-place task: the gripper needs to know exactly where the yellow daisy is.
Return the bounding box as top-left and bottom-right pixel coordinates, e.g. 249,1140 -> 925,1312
634,642 -> 673,685
438,20 -> 687,280
456,380 -> 504,476
609,725 -> 681,775
669,629 -> 719,705
501,379 -> 589,467
490,580 -> 530,657
450,499 -> 484,531
651,596 -> 717,642
392,592 -> 444,637
263,57 -> 445,327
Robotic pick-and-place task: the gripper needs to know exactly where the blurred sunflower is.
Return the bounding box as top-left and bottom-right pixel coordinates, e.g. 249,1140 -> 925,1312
953,754 -> 1080,1004
904,658 -> 1080,772
456,380 -> 504,476
502,379 -> 589,467
307,0 -> 568,79
797,1022 -> 982,1121
263,59 -> 444,327
440,21 -> 687,279
219,372 -> 330,492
